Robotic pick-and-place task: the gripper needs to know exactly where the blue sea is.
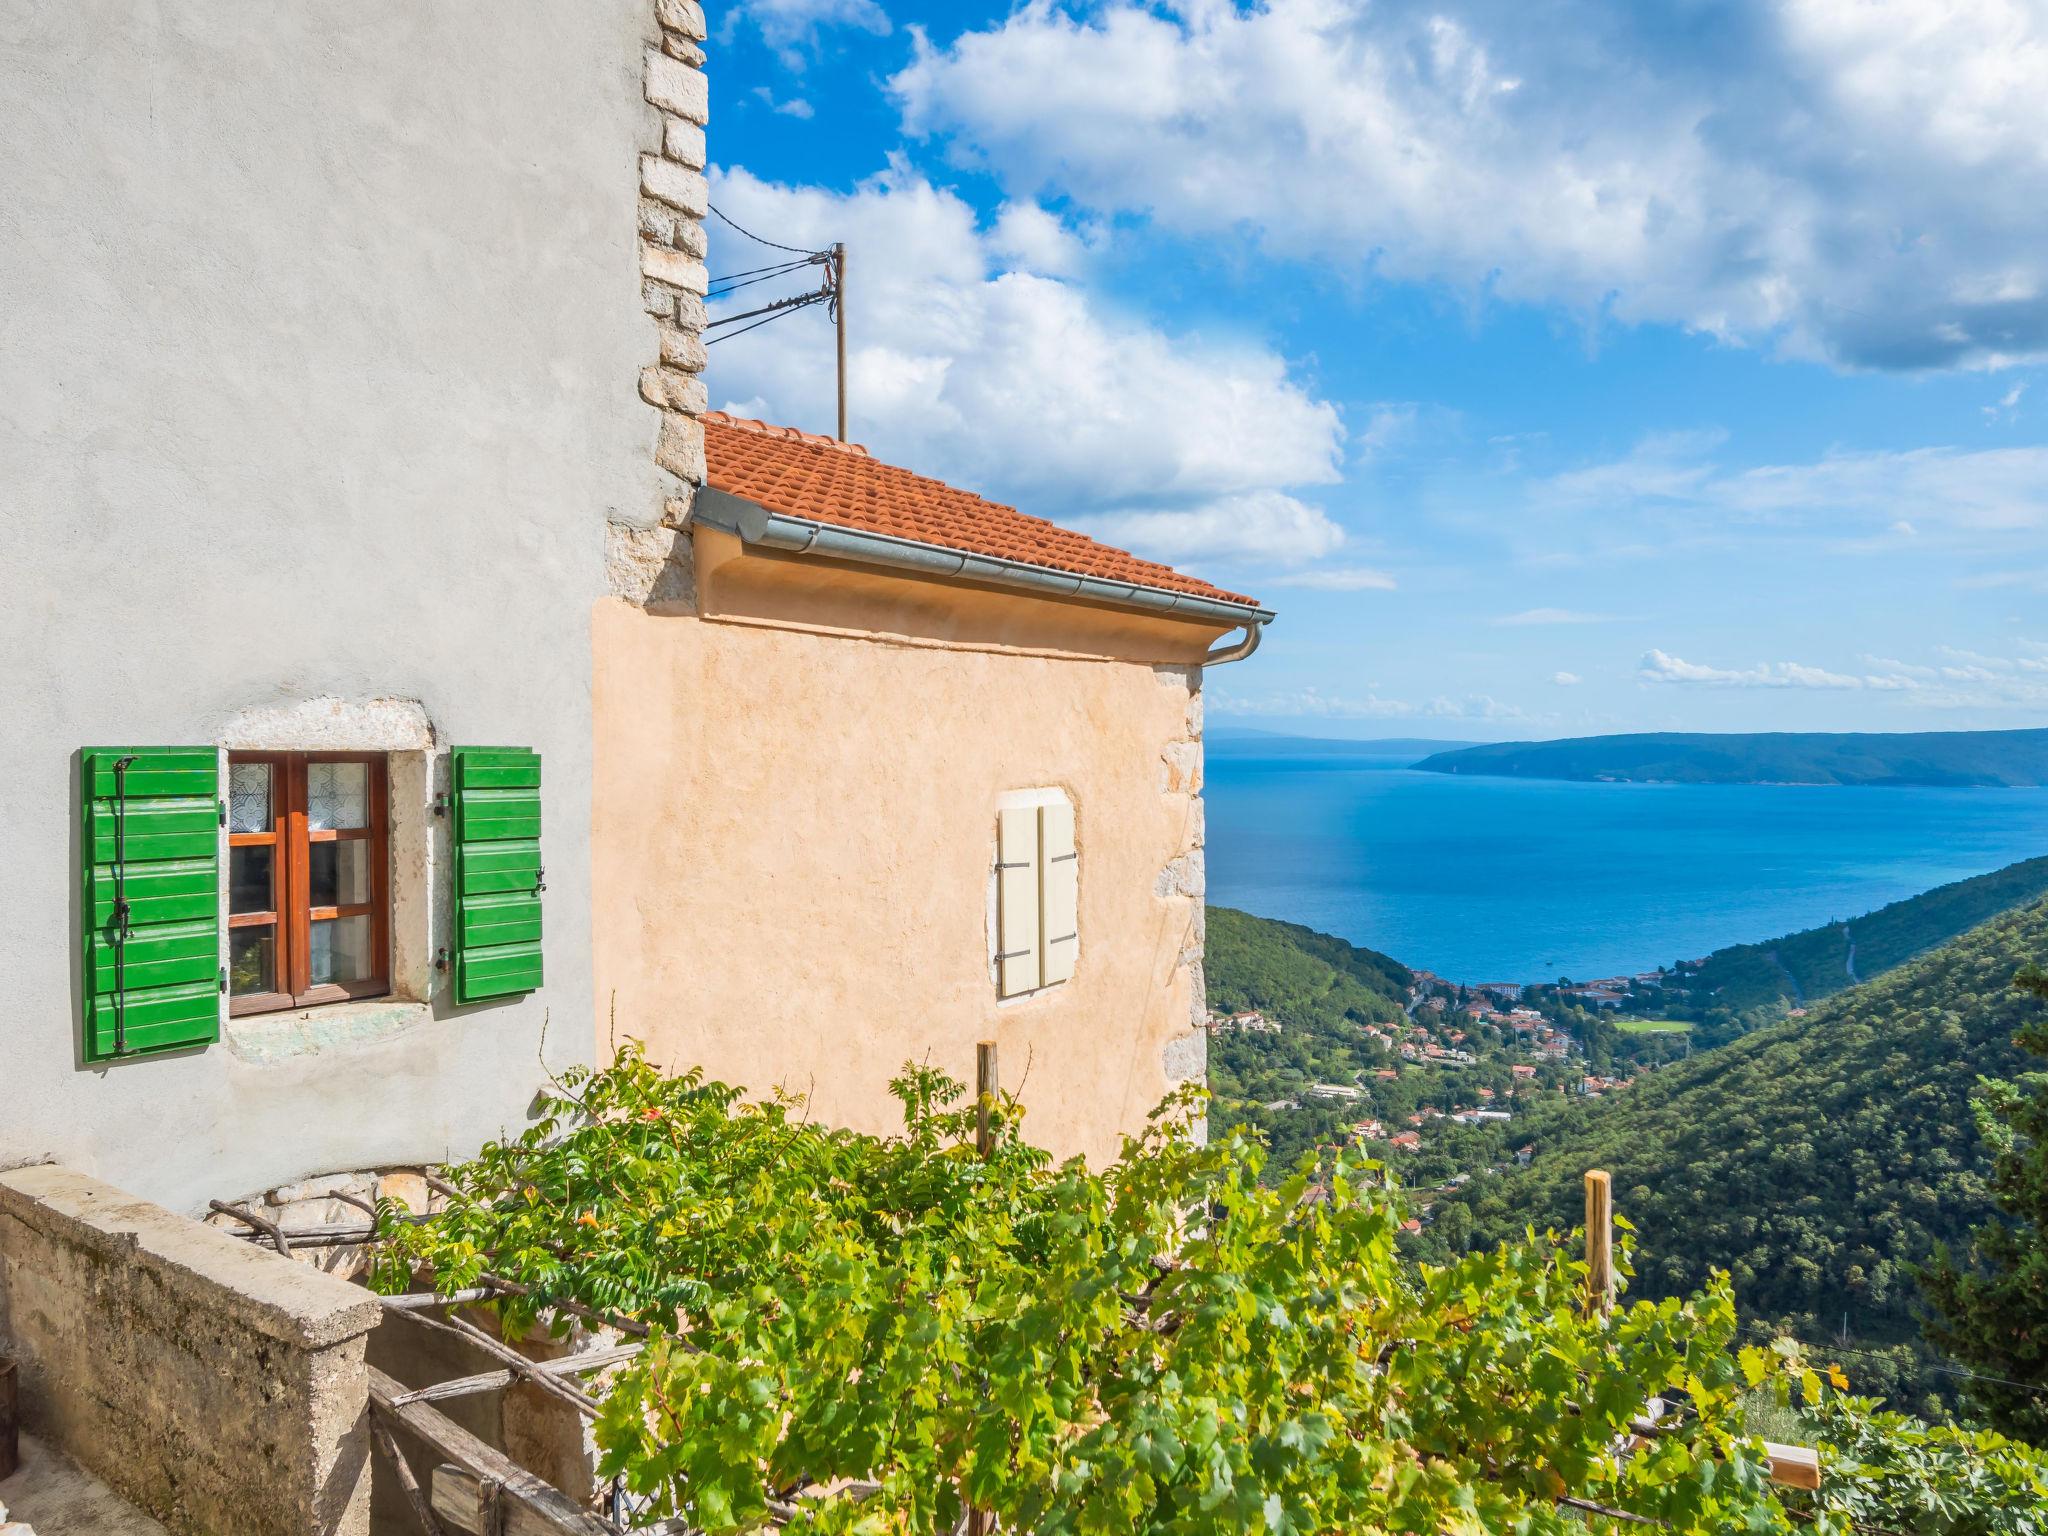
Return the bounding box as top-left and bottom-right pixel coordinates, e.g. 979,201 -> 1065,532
1204,737 -> 2048,984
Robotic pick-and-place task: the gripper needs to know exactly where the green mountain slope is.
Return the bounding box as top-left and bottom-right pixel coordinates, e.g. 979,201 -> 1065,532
1204,908 -> 1412,1167
1462,897 -> 2048,1410
1683,856 -> 2048,1015
1415,728 -> 2048,786
1206,905 -> 1411,1026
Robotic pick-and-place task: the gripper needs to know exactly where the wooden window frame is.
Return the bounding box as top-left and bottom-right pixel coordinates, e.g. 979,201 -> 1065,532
227,752 -> 390,1016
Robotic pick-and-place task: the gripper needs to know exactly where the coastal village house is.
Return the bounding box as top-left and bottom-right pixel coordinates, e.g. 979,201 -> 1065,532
0,3 -> 1268,1530
594,411 -> 1266,1160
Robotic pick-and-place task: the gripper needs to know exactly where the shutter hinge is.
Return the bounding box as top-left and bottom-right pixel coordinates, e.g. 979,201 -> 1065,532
996,948 -> 1033,961
218,798 -> 227,828
995,860 -> 1032,870
219,966 -> 227,993
434,947 -> 450,972
431,792 -> 451,818
534,865 -> 546,895
1050,852 -> 1078,863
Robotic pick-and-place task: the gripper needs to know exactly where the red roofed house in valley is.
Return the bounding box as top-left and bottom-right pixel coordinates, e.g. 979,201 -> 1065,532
592,412 -> 1272,1162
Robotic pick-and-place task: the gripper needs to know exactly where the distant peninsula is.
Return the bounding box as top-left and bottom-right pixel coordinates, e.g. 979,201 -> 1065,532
1413,728 -> 2048,787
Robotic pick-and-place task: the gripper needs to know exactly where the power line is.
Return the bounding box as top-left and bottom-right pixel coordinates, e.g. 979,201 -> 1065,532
700,205 -> 849,440
705,290 -> 831,346
705,285 -> 831,331
1741,1322 -> 2048,1400
709,256 -> 824,284
708,203 -> 826,258
706,261 -> 826,302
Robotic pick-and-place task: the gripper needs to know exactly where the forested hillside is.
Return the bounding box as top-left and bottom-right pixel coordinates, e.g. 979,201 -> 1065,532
1416,728 -> 2048,786
1206,905 -> 1410,1025
1683,855 -> 2048,1016
1458,895 -> 2048,1414
1204,908 -> 1412,1168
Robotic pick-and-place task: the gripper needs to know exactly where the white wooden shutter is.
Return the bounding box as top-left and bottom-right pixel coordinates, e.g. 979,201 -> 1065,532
997,807 -> 1040,997
1039,800 -> 1077,985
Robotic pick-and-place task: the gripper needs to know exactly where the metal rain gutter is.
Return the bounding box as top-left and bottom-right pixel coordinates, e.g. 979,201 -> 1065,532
692,486 -> 1275,662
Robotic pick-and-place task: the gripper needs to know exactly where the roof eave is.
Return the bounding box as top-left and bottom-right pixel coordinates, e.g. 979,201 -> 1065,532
692,485 -> 1277,631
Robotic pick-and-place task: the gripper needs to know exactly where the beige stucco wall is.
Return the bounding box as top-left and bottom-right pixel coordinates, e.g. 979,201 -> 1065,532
590,542 -> 1226,1164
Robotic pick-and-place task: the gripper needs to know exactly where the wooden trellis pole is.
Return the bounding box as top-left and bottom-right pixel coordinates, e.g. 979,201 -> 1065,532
1586,1169 -> 1819,1493
968,1040 -> 1000,1536
1584,1170 -> 1614,1316
976,1041 -> 999,1160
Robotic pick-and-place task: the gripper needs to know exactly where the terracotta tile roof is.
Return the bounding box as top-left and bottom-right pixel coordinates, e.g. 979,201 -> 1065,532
701,412 -> 1263,611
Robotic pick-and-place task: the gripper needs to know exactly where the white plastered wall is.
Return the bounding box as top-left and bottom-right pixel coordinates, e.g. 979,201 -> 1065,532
0,1 -> 668,1211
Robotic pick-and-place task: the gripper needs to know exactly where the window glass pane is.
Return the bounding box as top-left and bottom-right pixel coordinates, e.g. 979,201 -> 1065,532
310,914 -> 374,986
230,927 -> 275,996
229,845 -> 274,914
308,840 -> 372,908
306,762 -> 370,831
228,761 -> 271,833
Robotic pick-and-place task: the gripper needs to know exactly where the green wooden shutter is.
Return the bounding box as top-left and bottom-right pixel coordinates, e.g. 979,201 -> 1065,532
450,747 -> 543,1005
80,747 -> 222,1061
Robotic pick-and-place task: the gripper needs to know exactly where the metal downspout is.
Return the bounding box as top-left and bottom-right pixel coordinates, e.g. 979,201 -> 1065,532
1200,621 -> 1263,667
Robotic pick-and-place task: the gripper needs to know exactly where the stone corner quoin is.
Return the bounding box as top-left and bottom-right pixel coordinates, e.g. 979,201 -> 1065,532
615,1 -> 714,604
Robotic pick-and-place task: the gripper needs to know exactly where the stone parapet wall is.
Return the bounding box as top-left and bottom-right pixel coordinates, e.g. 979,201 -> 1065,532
0,1166 -> 381,1536
613,0 -> 712,607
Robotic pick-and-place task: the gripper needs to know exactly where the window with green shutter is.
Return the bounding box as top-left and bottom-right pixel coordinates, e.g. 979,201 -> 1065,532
80,747 -> 223,1061
449,747 -> 543,1005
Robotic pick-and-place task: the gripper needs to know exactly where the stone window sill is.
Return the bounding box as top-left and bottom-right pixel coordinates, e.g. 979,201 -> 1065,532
224,996 -> 433,1064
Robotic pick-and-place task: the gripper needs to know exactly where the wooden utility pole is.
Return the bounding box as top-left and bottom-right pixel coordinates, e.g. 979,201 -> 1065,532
832,241 -> 848,442
1584,1169 -> 1614,1316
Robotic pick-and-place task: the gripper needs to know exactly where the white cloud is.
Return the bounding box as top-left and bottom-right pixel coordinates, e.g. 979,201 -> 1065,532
1715,448 -> 2048,531
1494,607 -> 1623,627
703,165 -> 1346,570
1551,671 -> 1582,686
1356,403 -> 1420,459
733,0 -> 889,48
1638,649 -> 1865,689
1537,434 -> 2048,542
1984,381 -> 2027,422
1955,567 -> 2048,592
1639,645 -> 2048,707
894,0 -> 2048,370
987,201 -> 1089,276
1088,492 -> 1343,567
1537,430 -> 1727,508
1940,645 -> 2048,674
750,86 -> 816,119
1260,565 -> 1399,591
1215,687 -> 1526,721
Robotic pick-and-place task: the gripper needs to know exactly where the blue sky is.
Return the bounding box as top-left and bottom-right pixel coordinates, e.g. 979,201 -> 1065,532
698,0 -> 2048,741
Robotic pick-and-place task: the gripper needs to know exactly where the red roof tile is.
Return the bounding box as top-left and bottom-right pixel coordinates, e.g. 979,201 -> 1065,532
701,412 -> 1263,611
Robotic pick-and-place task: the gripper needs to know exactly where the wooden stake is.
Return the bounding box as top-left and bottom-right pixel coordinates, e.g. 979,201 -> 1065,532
976,1041 -> 999,1159
969,1039 -> 999,1535
369,1366 -> 613,1536
384,1342 -> 644,1409
1584,1170 -> 1614,1316
370,1410 -> 447,1535
0,1356 -> 18,1482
